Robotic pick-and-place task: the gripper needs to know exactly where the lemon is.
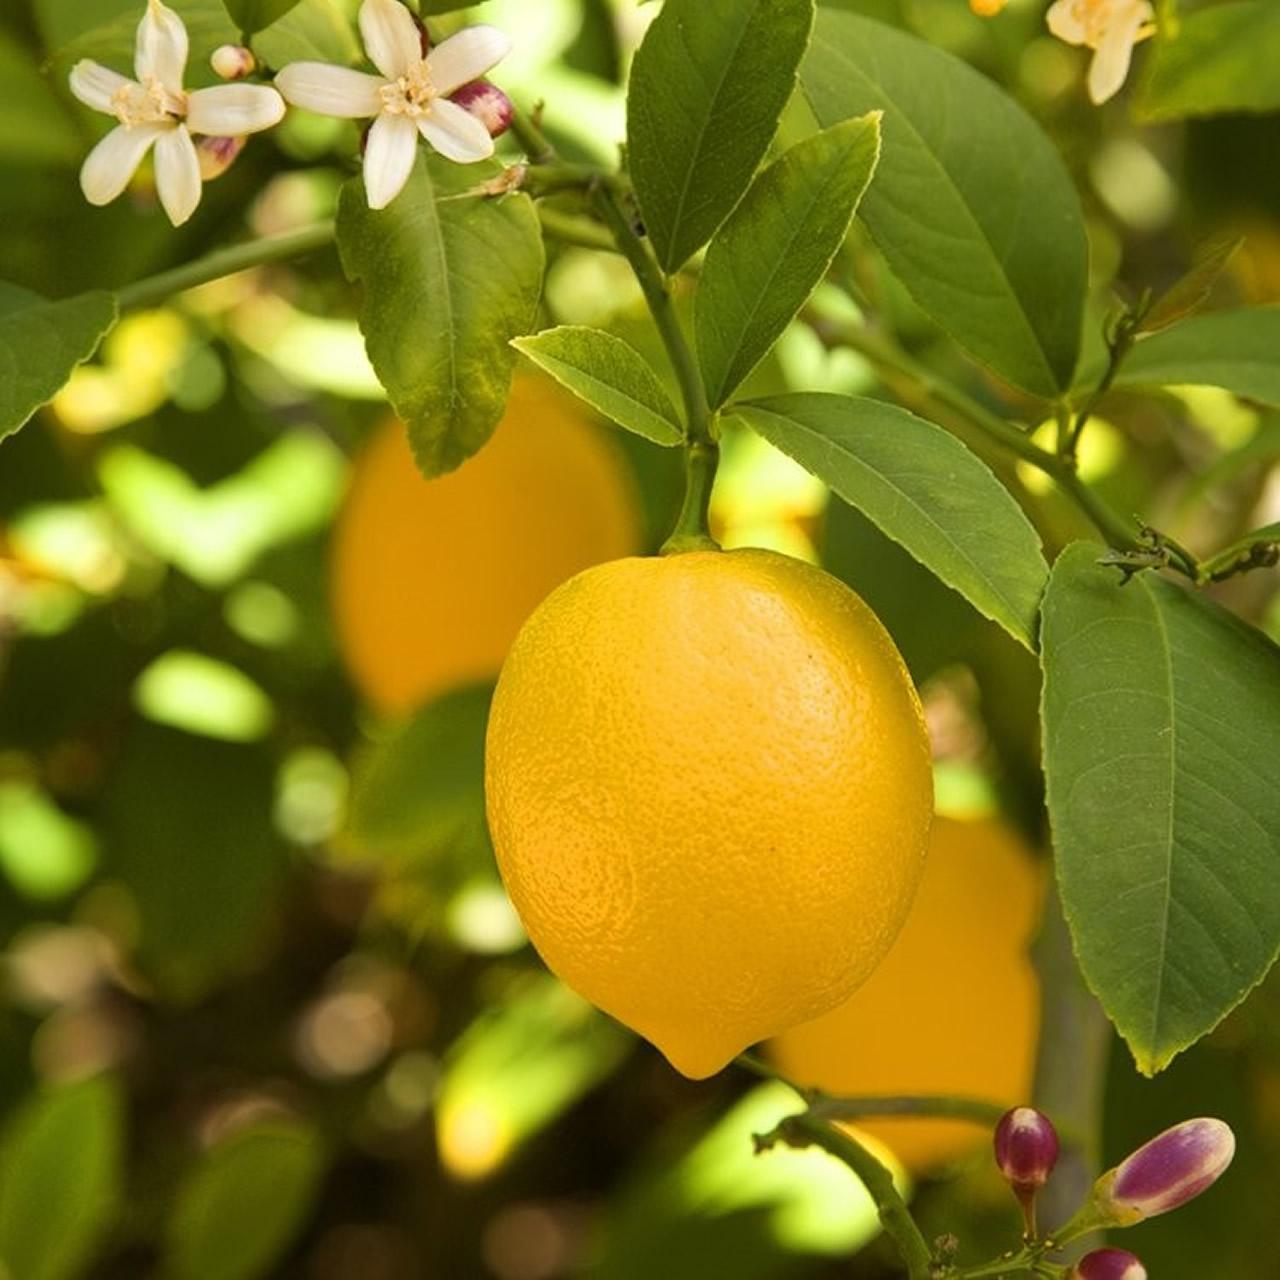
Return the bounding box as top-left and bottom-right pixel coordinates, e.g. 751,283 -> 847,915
330,377 -> 641,716
485,548 -> 933,1079
772,816 -> 1044,1171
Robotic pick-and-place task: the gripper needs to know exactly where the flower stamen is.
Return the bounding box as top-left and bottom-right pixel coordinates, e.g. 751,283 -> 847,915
379,64 -> 437,117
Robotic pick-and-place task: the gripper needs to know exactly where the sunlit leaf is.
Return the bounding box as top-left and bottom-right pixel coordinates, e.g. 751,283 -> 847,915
252,0 -> 359,67
222,0 -> 303,35
0,1077 -> 124,1280
0,781 -> 97,901
337,153 -> 545,477
627,0 -> 815,273
133,650 -> 275,743
1041,543 -> 1280,1074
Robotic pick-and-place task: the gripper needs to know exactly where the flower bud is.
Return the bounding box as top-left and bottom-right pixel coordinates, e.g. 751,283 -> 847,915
1071,1248 -> 1147,1280
995,1107 -> 1060,1191
196,134 -> 247,181
210,44 -> 255,80
449,80 -> 513,139
1105,1117 -> 1235,1222
970,0 -> 1008,14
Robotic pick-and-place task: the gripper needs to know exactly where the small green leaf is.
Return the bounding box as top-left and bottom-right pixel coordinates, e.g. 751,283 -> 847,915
223,0 -> 301,34
165,1123 -> 326,1280
512,327 -> 683,446
695,114 -> 880,409
626,0 -> 815,274
1138,0 -> 1280,122
252,0 -> 359,67
347,683 -> 493,858
802,11 -> 1087,397
0,1077 -> 124,1280
0,290 -> 117,443
337,152 -> 545,478
1041,543 -> 1280,1074
1117,307 -> 1280,407
1140,235 -> 1243,334
730,393 -> 1048,649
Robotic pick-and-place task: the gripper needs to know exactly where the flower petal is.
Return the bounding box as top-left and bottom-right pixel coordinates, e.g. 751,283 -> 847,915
1087,2 -> 1150,103
80,123 -> 163,206
364,111 -> 418,210
275,62 -> 386,117
69,60 -> 133,114
426,25 -> 512,97
135,0 -> 188,94
154,124 -> 202,226
1046,0 -> 1089,46
418,96 -> 495,164
359,0 -> 423,81
186,83 -> 286,135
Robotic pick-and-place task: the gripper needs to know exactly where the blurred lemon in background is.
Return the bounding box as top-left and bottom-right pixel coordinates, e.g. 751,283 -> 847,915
486,547 -> 933,1079
772,816 -> 1044,1172
331,377 -> 641,716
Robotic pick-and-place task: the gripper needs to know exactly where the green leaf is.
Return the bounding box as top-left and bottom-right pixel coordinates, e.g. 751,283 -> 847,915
1137,1 -> 1280,122
695,116 -> 880,409
626,0 -> 815,274
0,1077 -> 123,1280
1041,543 -> 1280,1074
253,0 -> 359,67
1140,235 -> 1243,334
802,11 -> 1087,397
1117,307 -> 1280,407
730,393 -> 1048,649
512,327 -> 683,446
165,1123 -> 326,1280
52,0 -> 239,71
106,726 -> 287,1002
336,152 -> 545,478
347,683 -> 493,858
223,0 -> 301,34
0,31 -> 81,168
0,290 -> 118,444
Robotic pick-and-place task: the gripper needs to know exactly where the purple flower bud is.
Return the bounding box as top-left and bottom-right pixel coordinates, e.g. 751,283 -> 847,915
210,44 -> 255,81
449,80 -> 514,139
195,135 -> 246,182
1107,1117 -> 1235,1221
1072,1248 -> 1148,1280
995,1107 -> 1060,1191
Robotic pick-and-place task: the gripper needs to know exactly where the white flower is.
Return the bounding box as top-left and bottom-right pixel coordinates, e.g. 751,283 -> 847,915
1046,0 -> 1157,105
275,0 -> 511,211
69,0 -> 285,226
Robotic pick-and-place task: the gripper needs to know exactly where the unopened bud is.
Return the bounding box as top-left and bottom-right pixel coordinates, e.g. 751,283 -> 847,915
1105,1117 -> 1235,1222
449,80 -> 513,139
1072,1248 -> 1147,1280
995,1107 -> 1060,1191
211,44 -> 255,80
196,134 -> 246,181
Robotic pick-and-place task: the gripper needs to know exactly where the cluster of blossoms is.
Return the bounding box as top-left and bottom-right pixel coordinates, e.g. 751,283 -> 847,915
993,1107 -> 1236,1278
68,0 -> 514,226
971,0 -> 1157,104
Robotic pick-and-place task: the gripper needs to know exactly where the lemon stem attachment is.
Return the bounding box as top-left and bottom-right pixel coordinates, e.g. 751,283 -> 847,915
663,440 -> 721,554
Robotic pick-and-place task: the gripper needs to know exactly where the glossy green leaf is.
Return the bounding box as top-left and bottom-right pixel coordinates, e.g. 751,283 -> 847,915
512,327 -> 683,446
52,0 -> 238,71
0,1077 -> 123,1280
695,115 -> 880,409
106,726 -> 287,1002
1041,543 -> 1280,1074
802,11 -> 1087,397
626,0 -> 815,273
1138,1 -> 1280,122
337,152 -> 545,478
165,1123 -> 326,1280
1117,307 -> 1280,407
0,290 -> 117,443
253,0 -> 359,68
731,393 -> 1047,649
223,0 -> 301,34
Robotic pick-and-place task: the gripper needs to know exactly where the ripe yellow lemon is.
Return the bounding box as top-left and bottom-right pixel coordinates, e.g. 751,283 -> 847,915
771,816 -> 1044,1171
485,548 -> 933,1079
331,377 -> 641,715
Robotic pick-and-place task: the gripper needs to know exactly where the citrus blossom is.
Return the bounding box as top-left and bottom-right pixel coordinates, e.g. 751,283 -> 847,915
1046,0 -> 1156,104
68,0 -> 284,226
275,0 -> 510,209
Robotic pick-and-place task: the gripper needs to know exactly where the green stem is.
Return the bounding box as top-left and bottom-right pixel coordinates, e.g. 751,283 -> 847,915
592,183 -> 712,448
762,1113 -> 934,1280
954,1251 -> 1041,1279
523,162 -> 623,198
662,441 -> 721,554
510,103 -> 556,165
810,1094 -> 1010,1128
114,221 -> 336,311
